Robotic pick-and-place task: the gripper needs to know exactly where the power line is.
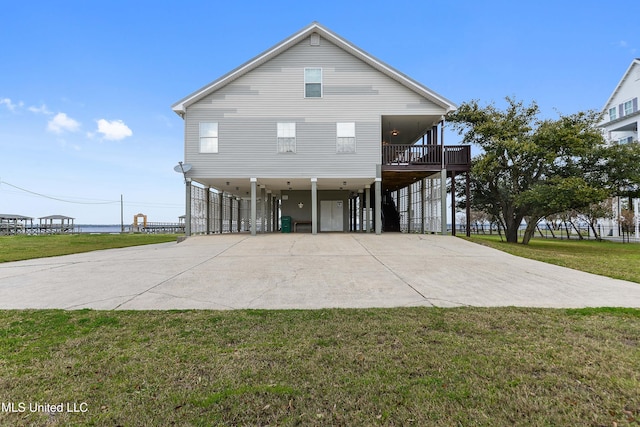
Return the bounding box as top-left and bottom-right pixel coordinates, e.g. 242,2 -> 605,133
0,180 -> 119,205
0,180 -> 183,208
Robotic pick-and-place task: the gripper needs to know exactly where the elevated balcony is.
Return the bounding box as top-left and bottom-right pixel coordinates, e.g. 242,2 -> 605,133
382,144 -> 470,170
381,144 -> 471,192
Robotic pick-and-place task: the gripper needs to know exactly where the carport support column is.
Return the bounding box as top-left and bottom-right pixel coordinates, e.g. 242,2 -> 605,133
273,196 -> 278,232
440,169 -> 448,235
267,190 -> 272,232
358,190 -> 364,232
185,179 -> 192,237
311,178 -> 318,235
250,178 -> 257,236
229,194 -> 233,234
205,187 -> 211,235
237,198 -> 242,233
375,178 -> 382,235
219,191 -> 224,234
365,184 -> 371,233
260,186 -> 266,233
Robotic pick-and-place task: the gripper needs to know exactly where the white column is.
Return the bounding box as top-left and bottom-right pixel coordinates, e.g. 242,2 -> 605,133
219,190 -> 224,233
250,178 -> 257,236
311,178 -> 318,235
266,190 -> 272,232
365,184 -> 371,233
358,190 -> 364,232
260,186 -> 266,234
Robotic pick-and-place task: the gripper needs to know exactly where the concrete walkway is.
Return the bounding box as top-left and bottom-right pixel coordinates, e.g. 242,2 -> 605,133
1,233 -> 639,310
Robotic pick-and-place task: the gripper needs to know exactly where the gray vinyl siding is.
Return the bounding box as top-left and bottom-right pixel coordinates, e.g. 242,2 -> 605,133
184,35 -> 444,179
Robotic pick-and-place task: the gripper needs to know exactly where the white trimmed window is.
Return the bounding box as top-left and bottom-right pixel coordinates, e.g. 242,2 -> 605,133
619,136 -> 634,144
199,122 -> 218,153
624,100 -> 634,116
609,107 -> 617,121
277,122 -> 296,153
304,68 -> 322,98
336,122 -> 356,153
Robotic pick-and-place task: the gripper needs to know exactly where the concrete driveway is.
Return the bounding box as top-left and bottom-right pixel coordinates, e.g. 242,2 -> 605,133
1,233 -> 639,310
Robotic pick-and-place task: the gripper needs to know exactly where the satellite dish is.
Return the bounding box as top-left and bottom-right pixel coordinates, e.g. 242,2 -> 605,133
173,162 -> 192,173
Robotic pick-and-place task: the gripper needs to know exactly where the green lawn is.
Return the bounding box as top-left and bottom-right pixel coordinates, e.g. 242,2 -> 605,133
1,308 -> 639,426
2,234 -> 639,425
461,234 -> 640,284
0,234 -> 179,263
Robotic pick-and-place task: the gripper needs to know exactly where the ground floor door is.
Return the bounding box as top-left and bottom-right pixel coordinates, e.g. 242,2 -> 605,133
320,200 -> 343,232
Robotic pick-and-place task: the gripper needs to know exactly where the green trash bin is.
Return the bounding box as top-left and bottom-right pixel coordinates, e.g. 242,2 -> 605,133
281,216 -> 292,233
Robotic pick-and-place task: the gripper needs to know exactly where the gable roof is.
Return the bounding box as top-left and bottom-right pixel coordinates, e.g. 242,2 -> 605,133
601,58 -> 640,112
171,22 -> 456,116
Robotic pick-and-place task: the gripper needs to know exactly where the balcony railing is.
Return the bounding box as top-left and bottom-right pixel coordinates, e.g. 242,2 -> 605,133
382,144 -> 470,168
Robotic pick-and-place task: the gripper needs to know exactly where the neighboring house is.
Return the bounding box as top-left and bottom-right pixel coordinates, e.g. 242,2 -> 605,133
599,58 -> 640,239
172,22 -> 470,236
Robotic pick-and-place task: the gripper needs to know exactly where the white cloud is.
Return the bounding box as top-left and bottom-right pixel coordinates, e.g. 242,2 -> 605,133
47,112 -> 81,134
96,119 -> 132,141
28,104 -> 53,115
616,40 -> 637,54
0,98 -> 19,111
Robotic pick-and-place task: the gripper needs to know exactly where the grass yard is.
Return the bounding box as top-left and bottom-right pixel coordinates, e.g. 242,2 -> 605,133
0,234 -> 179,263
462,234 -> 640,284
0,308 -> 639,426
1,235 -> 639,425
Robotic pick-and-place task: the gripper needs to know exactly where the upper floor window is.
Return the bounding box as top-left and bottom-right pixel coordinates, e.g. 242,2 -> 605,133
624,100 -> 634,116
304,68 -> 322,98
199,122 -> 218,153
277,122 -> 296,153
609,107 -> 617,121
336,122 -> 356,153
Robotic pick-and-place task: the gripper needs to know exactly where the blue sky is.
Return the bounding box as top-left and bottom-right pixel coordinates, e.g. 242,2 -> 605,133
1,0 -> 638,224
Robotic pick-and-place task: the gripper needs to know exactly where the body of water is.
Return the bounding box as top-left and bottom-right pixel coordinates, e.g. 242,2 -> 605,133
75,224 -> 129,234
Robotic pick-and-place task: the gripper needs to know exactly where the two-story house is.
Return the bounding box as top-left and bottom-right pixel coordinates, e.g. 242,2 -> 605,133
172,22 -> 470,236
599,58 -> 639,239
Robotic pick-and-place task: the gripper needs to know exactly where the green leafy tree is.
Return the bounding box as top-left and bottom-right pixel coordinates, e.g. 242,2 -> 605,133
600,141 -> 640,200
449,97 -> 609,244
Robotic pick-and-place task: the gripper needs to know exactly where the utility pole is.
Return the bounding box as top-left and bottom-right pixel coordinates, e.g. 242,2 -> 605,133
121,194 -> 124,233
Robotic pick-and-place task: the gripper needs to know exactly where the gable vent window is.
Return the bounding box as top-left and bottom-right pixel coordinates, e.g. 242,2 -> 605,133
336,122 -> 356,153
277,122 -> 296,153
199,122 -> 218,153
310,33 -> 320,46
304,68 -> 322,98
